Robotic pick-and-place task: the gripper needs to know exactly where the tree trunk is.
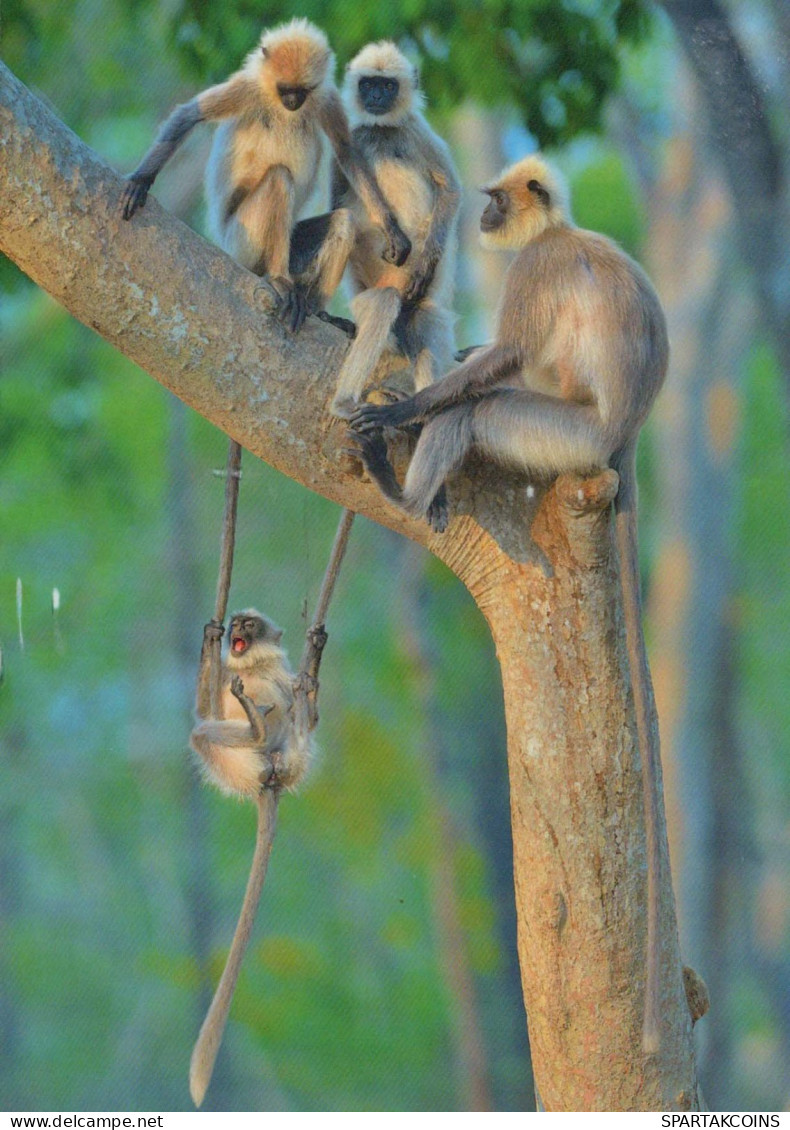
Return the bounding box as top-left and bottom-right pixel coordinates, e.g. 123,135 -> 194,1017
0,62 -> 701,1110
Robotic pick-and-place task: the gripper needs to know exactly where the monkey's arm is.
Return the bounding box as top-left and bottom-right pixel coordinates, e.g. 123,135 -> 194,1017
195,621 -> 225,719
121,75 -> 253,220
350,342 -> 522,431
402,149 -> 460,306
229,676 -> 274,746
319,89 -> 411,267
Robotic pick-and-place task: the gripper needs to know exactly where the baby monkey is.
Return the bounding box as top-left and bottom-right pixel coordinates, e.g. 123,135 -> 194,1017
190,609 -> 308,795
351,155 -> 670,1054
188,609 -> 310,1107
121,19 -> 410,333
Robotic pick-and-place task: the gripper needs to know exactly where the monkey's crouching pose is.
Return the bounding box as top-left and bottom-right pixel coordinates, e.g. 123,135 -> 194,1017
330,41 -> 460,417
121,19 -> 410,333
190,610 -> 309,795
351,155 -> 670,1053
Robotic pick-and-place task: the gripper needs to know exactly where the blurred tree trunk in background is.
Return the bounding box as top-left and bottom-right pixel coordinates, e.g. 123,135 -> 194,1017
451,106 -> 510,351
398,543 -> 492,1112
658,0 -> 790,396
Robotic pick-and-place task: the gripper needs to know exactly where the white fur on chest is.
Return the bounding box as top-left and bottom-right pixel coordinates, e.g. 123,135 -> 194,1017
370,159 -> 433,238
231,119 -> 321,198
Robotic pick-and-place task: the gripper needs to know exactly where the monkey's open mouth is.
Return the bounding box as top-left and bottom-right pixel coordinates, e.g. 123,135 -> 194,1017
231,637 -> 248,654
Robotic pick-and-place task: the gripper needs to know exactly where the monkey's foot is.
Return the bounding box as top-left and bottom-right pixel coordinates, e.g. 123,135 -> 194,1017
259,750 -> 293,791
203,620 -> 225,644
316,311 -> 356,339
426,485 -> 449,534
271,278 -> 308,334
345,430 -> 403,503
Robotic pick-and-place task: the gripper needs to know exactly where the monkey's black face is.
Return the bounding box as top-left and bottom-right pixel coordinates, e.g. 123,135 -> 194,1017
480,189 -> 509,233
228,615 -> 265,657
277,85 -> 311,111
358,75 -> 400,115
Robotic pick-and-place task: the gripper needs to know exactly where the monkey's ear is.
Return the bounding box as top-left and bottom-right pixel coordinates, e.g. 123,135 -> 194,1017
412,64 -> 420,88
527,178 -> 551,208
271,627 -> 284,644
261,46 -> 269,57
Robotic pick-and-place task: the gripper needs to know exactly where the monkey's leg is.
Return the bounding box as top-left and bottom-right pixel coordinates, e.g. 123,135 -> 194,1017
406,301 -> 456,392
330,287 -> 402,418
223,166 -> 306,332
401,407 -> 474,523
291,209 -> 356,314
470,389 -> 609,478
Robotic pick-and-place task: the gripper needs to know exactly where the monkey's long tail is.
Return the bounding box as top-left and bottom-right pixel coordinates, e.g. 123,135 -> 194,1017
189,789 -> 279,1107
612,439 -> 662,1055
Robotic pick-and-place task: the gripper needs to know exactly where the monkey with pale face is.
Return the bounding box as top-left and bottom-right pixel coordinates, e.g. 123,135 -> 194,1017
190,609 -> 309,794
351,154 -> 669,1053
121,19 -> 410,333
329,41 -> 460,417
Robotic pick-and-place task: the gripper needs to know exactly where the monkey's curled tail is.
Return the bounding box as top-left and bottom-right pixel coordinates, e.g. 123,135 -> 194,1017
189,790 -> 278,1107
612,439 -> 662,1055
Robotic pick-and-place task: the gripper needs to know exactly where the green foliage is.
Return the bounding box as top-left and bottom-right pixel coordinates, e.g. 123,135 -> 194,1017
165,0 -> 653,143
569,146 -> 644,255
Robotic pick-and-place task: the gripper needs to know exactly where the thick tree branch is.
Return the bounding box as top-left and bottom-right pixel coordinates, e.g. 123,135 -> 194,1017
0,62 -> 701,1110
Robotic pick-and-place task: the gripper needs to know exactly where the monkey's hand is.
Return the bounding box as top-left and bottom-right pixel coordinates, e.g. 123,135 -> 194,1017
349,398 -> 418,433
121,174 -> 154,221
230,675 -> 246,698
381,216 -> 411,267
402,241 -> 440,305
203,620 -> 225,644
270,277 -> 309,335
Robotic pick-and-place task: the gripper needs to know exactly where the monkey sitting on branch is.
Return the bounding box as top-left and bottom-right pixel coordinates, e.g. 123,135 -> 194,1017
121,18 -> 411,334
350,154 -> 670,1055
329,41 -> 460,417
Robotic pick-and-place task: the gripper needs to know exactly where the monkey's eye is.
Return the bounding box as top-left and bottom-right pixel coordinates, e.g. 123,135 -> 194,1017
385,80 -> 396,92
492,192 -> 506,209
244,620 -> 257,631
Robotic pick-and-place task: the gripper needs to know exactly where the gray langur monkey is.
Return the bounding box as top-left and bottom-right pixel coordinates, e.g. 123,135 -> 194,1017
188,609 -> 310,1107
121,19 -> 411,333
350,154 -> 670,1055
329,41 -> 460,418
190,609 -> 309,796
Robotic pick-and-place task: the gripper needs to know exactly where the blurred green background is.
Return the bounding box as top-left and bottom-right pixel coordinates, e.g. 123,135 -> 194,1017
2,0 -> 789,1112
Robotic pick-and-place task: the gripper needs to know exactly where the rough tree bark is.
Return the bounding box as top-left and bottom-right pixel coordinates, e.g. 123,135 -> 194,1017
0,62 -> 701,1110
